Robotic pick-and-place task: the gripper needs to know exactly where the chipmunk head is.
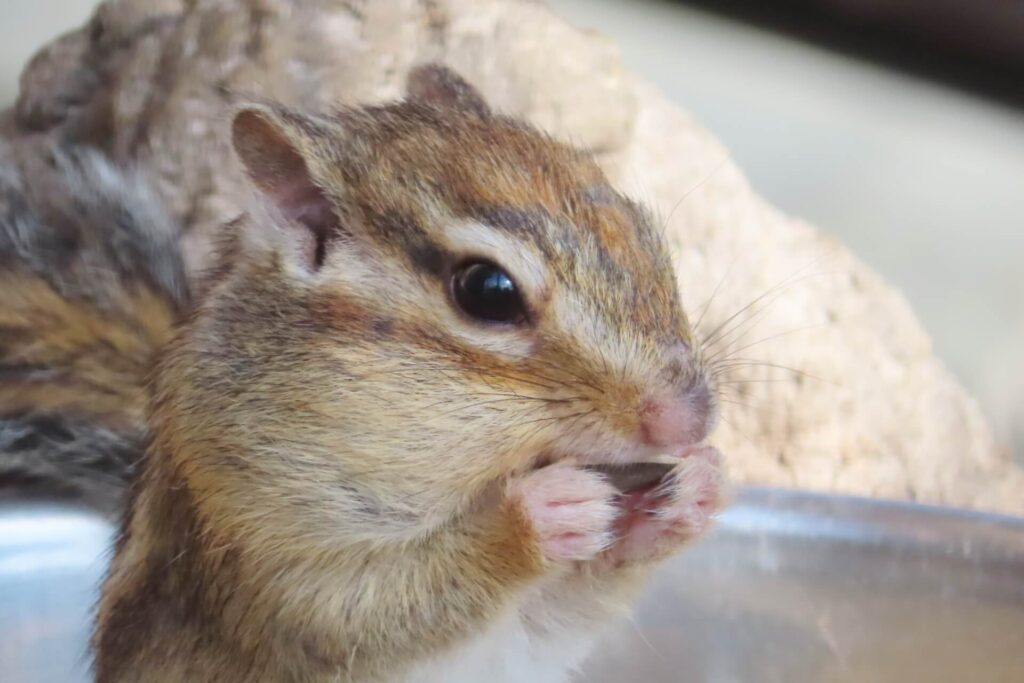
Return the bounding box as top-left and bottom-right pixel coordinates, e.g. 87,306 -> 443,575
158,65 -> 717,540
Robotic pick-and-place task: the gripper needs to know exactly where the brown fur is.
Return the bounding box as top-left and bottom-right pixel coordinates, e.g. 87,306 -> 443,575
0,146 -> 186,513
94,64 -> 717,681
0,274 -> 173,425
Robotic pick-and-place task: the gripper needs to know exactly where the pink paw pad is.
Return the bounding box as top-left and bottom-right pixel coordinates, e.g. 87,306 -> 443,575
656,446 -> 725,530
510,465 -> 619,563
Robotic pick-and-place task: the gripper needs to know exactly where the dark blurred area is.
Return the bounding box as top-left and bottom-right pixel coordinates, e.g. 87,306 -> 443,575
679,0 -> 1024,107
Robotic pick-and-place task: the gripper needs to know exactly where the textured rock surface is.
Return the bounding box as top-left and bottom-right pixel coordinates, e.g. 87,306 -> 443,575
4,0 -> 1021,514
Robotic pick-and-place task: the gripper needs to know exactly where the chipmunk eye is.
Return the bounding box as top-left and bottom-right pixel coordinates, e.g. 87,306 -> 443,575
451,261 -> 527,324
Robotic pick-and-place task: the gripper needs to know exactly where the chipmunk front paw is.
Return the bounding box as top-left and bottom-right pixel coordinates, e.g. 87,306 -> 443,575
605,446 -> 726,565
509,465 -> 618,563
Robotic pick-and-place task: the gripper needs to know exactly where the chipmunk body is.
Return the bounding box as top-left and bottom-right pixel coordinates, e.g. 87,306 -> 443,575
0,145 -> 186,514
93,65 -> 725,682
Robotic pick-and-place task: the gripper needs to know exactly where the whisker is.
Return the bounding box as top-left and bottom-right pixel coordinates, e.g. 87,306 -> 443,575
471,391 -> 578,402
660,156 -> 729,232
516,410 -> 596,428
710,359 -> 836,386
718,403 -> 770,420
429,396 -> 573,417
717,395 -> 773,411
468,369 -> 562,391
531,358 -> 602,393
716,378 -> 801,385
699,289 -> 786,359
692,255 -> 739,333
355,365 -> 575,393
698,252 -> 828,348
626,616 -> 666,663
700,268 -> 822,351
716,414 -> 759,449
706,323 -> 826,365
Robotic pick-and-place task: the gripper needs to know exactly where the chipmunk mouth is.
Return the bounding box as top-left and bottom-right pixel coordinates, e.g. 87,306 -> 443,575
533,443 -> 700,496
584,460 -> 676,495
531,450 -> 683,496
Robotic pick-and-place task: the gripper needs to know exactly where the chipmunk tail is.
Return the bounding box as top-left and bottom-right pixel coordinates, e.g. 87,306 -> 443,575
0,144 -> 188,517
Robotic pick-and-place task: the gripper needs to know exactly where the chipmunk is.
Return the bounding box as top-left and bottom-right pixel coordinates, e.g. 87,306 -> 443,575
92,64 -> 726,683
0,143 -> 186,515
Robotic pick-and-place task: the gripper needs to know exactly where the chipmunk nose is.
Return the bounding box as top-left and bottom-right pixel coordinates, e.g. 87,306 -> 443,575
639,380 -> 713,449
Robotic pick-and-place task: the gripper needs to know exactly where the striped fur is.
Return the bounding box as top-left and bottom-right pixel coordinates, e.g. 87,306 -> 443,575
0,143 -> 187,515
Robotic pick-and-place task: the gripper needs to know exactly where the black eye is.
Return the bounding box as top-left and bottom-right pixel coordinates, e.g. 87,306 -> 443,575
451,261 -> 528,324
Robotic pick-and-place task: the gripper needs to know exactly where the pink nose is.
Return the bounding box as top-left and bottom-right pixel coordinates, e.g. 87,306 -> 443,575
639,384 -> 712,448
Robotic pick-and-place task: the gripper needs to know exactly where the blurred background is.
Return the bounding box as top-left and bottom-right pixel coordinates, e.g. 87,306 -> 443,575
1,0 -> 1021,460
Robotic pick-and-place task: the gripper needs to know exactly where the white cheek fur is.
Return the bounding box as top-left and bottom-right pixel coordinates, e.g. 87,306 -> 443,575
446,320 -> 536,359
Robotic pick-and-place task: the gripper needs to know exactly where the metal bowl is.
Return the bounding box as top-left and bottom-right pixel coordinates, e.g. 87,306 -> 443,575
2,488 -> 1023,682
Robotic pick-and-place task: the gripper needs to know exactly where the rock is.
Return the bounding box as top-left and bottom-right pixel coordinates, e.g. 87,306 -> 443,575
4,0 -> 1021,514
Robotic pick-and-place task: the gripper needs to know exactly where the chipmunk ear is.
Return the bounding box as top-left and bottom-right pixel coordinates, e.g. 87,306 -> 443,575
406,63 -> 491,117
231,104 -> 338,272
